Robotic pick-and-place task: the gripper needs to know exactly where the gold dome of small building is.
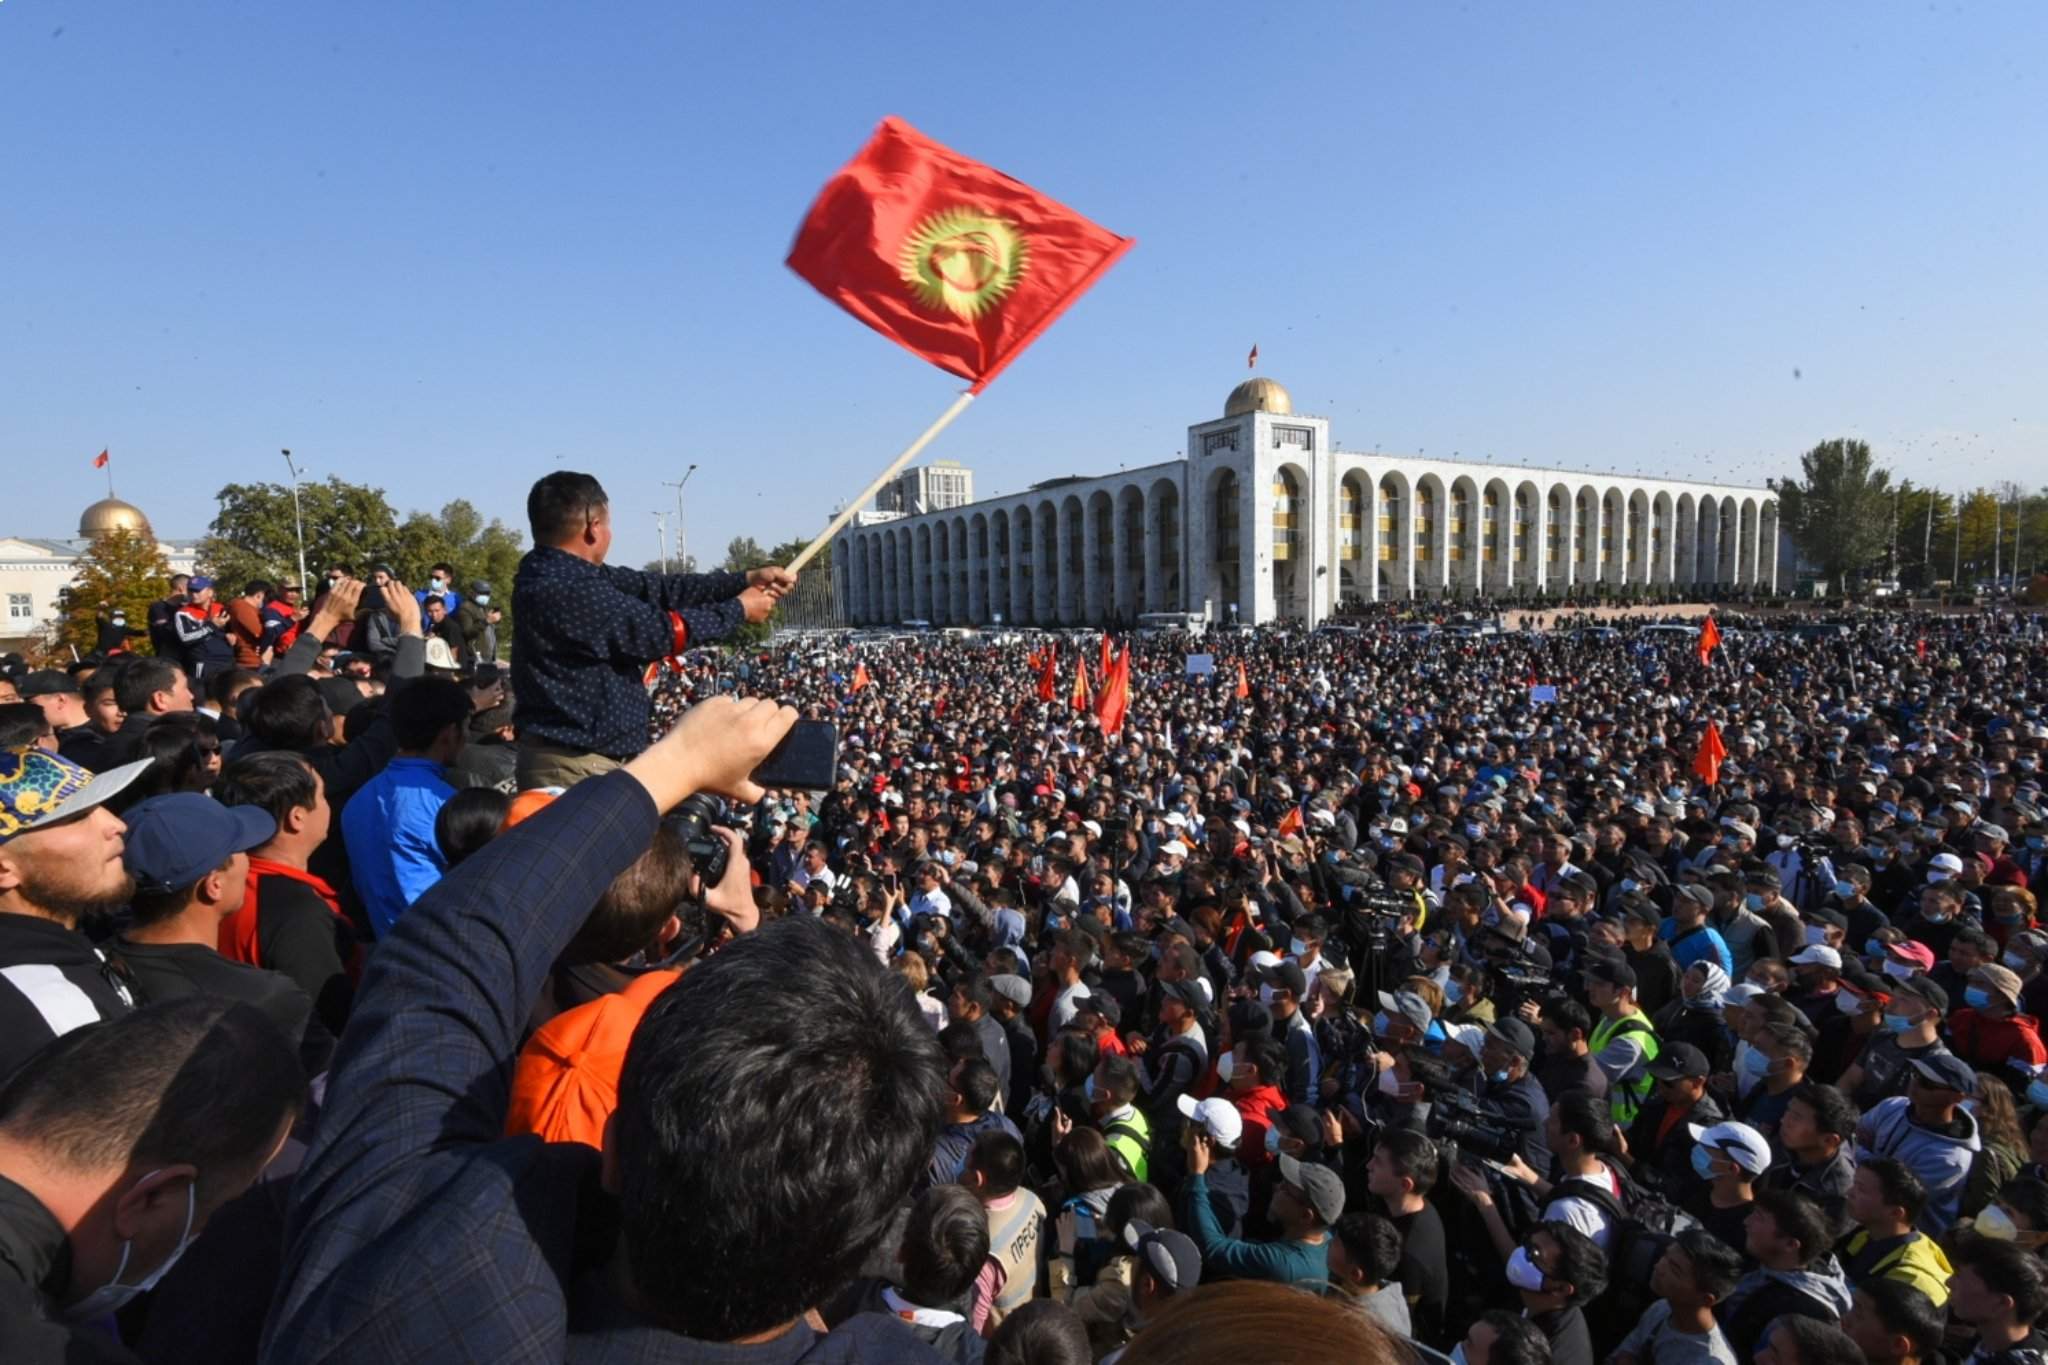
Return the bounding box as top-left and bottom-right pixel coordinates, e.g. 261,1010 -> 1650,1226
79,497 -> 153,540
1224,377 -> 1293,419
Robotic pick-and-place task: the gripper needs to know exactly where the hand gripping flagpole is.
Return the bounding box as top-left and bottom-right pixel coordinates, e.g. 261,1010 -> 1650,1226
786,389 -> 976,575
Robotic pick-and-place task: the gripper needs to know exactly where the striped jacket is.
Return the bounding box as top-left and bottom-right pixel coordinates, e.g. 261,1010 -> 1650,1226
0,913 -> 134,1081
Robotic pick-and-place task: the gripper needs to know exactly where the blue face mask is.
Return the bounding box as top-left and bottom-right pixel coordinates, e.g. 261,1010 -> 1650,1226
1690,1145 -> 1720,1181
1489,1068 -> 1511,1084
2029,1079 -> 2048,1111
1865,938 -> 1886,958
1445,980 -> 1464,1005
1965,986 -> 1993,1010
1882,1012 -> 1914,1034
1083,1075 -> 1098,1101
1745,893 -> 1766,911
1835,881 -> 1858,900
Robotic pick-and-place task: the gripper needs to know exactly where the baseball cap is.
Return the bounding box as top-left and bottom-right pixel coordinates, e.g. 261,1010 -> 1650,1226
1884,941 -> 1937,973
989,974 -> 1033,1009
1585,957 -> 1638,991
1259,960 -> 1309,1000
1445,1023 -> 1487,1056
188,575 -> 215,593
1724,983 -> 1766,1006
1686,1121 -> 1774,1175
1908,1053 -> 1979,1095
1891,974 -> 1949,1013
1674,884 -> 1715,911
0,749 -> 152,844
16,670 -> 80,699
1928,852 -> 1965,878
1974,963 -> 2024,1007
1157,978 -> 1207,1011
1376,989 -> 1433,1033
1648,1042 -> 1710,1081
1124,1221 -> 1203,1294
1176,1093 -> 1244,1147
122,793 -> 276,894
1278,1154 -> 1346,1225
1789,945 -> 1843,971
1076,993 -> 1123,1028
1486,1018 -> 1537,1059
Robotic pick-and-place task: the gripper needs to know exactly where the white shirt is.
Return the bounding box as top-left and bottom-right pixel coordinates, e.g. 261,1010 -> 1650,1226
909,886 -> 953,920
1051,981 -> 1092,1032
793,864 -> 838,894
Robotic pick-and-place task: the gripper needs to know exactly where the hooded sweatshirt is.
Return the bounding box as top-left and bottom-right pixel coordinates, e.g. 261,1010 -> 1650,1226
1721,1260 -> 1856,1361
1948,1008 -> 2048,1071
1858,1095 -> 1983,1233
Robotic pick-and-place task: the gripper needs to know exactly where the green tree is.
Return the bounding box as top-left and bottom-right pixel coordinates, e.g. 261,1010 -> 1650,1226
55,527 -> 171,662
1770,439 -> 1893,594
198,477 -> 402,592
722,536 -> 772,573
641,554 -> 698,575
390,499 -> 525,617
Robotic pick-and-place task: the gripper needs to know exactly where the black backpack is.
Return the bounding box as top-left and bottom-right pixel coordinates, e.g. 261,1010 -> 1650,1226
1550,1167 -> 1700,1357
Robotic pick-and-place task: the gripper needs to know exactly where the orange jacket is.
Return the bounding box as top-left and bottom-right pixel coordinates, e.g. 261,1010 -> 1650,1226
505,968 -> 682,1148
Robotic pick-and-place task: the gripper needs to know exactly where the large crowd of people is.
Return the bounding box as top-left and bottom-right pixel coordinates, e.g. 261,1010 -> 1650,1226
1,470 -> 2046,1365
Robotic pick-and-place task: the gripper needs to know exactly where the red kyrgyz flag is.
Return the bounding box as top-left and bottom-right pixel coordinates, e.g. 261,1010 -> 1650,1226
1276,805 -> 1305,838
1036,644 -> 1059,703
1095,645 -> 1132,737
787,117 -> 1134,391
1697,614 -> 1722,665
92,449 -> 109,468
850,662 -> 872,693
1235,659 -> 1251,701
1098,632 -> 1114,682
1916,637 -> 1928,661
1247,344 -> 1259,369
1070,656 -> 1093,713
1692,721 -> 1729,786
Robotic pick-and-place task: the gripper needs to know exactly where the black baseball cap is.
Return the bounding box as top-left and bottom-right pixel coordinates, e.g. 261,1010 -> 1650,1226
1258,960 -> 1309,1000
1586,957 -> 1638,990
1647,1042 -> 1710,1081
16,670 -> 80,699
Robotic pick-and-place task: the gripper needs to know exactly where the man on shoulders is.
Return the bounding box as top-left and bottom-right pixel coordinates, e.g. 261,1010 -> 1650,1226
510,472 -> 791,789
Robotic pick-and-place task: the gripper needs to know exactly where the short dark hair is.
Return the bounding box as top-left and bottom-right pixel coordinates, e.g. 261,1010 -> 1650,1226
0,998 -> 302,1178
527,471 -> 609,544
244,675 -> 329,751
1766,1315 -> 1863,1365
1478,1309 -> 1552,1365
390,677 -> 471,752
954,1057 -> 999,1115
1051,1027 -> 1099,1089
1856,1279 -> 1945,1361
1763,1022 -> 1815,1064
1104,1181 -> 1173,1243
1754,1189 -> 1832,1267
557,826 -> 690,964
1096,1054 -> 1139,1104
434,788 -> 513,870
1787,1082 -> 1859,1141
0,703 -> 50,750
1860,1157 -> 1928,1222
1672,1227 -> 1745,1300
1551,1089 -> 1619,1157
1952,1235 -> 2048,1324
967,1129 -> 1026,1196
2003,1176 -> 2048,1232
214,751 -> 319,828
1377,1127 -> 1441,1194
614,916 -> 948,1341
1332,1211 -> 1404,1286
899,1185 -> 989,1308
114,656 -> 184,713
1546,998 -> 1593,1040
242,580 -> 271,598
206,667 -> 259,710
1537,1220 -> 1608,1302
986,1300 -> 1091,1365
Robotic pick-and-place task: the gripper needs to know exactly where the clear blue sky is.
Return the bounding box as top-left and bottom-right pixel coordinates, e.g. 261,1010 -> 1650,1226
4,2 -> 2043,569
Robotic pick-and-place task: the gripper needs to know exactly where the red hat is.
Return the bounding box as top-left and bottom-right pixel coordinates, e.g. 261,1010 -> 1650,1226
1884,940 -> 1936,973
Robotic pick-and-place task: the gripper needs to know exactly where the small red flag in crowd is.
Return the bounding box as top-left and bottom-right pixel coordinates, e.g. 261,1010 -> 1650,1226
1070,656 -> 1093,713
1098,632 -> 1113,682
1095,645 -> 1132,737
1692,721 -> 1729,786
1035,645 -> 1058,703
787,117 -> 1134,392
1916,637 -> 1928,661
1235,660 -> 1251,701
1247,344 -> 1259,370
1276,805 -> 1305,838
850,663 -> 872,693
1697,614 -> 1721,665
92,449 -> 109,468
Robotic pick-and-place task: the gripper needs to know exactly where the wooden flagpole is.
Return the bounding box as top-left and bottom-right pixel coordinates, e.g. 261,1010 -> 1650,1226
787,390 -> 976,575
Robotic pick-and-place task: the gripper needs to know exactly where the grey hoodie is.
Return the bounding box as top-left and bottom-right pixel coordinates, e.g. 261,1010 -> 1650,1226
1858,1095 -> 1983,1233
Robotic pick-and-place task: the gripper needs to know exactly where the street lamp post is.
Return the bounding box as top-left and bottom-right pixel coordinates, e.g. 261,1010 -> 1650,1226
281,448 -> 308,599
662,465 -> 699,573
652,512 -> 669,574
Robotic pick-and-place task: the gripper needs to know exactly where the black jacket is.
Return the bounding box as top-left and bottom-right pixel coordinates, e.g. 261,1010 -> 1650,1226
0,913 -> 134,1081
0,1174 -> 142,1363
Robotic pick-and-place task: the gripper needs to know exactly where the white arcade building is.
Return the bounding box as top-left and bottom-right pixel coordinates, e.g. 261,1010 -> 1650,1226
833,378 -> 1780,628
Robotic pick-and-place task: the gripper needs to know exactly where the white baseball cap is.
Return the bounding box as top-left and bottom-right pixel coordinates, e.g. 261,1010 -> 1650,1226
1177,1094 -> 1245,1147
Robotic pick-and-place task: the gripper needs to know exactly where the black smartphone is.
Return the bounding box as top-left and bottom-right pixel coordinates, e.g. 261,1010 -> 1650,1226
750,720 -> 839,790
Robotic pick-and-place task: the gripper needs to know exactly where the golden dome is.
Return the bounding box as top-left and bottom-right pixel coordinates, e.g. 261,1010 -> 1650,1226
79,497 -> 152,539
1224,377 -> 1293,418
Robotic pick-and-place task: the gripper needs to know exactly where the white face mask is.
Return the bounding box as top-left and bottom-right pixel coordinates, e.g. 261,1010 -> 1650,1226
1215,1051 -> 1235,1084
1505,1245 -> 1549,1292
64,1177 -> 196,1322
1258,983 -> 1277,1009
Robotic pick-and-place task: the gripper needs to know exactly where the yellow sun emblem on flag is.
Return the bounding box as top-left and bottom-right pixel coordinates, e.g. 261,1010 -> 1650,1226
899,208 -> 1029,321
